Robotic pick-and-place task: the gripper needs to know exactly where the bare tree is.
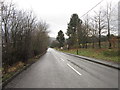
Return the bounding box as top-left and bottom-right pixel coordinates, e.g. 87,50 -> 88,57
82,14 -> 94,48
104,2 -> 118,49
89,19 -> 97,48
1,1 -> 15,66
1,1 -> 49,70
105,2 -> 112,49
94,8 -> 106,48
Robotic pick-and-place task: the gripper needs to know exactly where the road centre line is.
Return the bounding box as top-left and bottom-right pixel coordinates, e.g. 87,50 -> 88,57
60,58 -> 65,61
67,63 -> 82,76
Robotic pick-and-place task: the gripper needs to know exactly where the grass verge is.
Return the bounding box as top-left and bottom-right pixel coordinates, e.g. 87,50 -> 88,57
58,48 -> 120,63
2,53 -> 44,83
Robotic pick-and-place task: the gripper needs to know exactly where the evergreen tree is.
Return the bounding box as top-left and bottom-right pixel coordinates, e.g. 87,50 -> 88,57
66,13 -> 82,47
56,30 -> 65,48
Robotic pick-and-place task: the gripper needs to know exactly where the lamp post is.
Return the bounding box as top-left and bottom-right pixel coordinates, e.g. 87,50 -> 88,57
76,19 -> 82,55
77,39 -> 79,55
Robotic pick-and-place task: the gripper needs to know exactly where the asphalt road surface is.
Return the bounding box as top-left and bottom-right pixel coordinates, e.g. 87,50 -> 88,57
5,48 -> 118,88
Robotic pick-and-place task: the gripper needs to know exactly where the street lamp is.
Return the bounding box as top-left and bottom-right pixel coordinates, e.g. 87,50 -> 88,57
76,19 -> 82,55
77,39 -> 79,55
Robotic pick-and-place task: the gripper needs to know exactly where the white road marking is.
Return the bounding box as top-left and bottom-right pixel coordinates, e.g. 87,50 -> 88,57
67,63 -> 82,76
60,58 -> 65,61
53,55 -> 58,60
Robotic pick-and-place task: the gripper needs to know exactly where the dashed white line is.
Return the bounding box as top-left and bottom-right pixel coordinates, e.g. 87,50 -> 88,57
67,63 -> 82,76
60,58 -> 65,61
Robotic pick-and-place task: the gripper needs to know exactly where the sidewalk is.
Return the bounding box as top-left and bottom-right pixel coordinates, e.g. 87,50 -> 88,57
63,52 -> 120,70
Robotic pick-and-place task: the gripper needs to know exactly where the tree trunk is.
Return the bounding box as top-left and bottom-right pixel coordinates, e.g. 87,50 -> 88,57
99,34 -> 101,49
92,40 -> 95,48
107,18 -> 112,49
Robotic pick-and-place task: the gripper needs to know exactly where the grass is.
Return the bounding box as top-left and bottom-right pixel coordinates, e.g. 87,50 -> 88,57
2,61 -> 25,82
58,48 -> 120,63
2,54 -> 42,83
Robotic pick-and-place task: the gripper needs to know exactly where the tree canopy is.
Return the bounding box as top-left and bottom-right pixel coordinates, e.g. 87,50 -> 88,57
66,13 -> 82,47
56,30 -> 65,48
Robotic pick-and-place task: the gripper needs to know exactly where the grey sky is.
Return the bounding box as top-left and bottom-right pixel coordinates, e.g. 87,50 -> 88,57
6,0 -> 119,37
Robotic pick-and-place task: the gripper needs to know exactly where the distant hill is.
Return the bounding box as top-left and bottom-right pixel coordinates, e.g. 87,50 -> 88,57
49,37 -> 56,44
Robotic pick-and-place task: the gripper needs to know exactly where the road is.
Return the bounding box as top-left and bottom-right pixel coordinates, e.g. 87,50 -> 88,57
5,48 -> 118,88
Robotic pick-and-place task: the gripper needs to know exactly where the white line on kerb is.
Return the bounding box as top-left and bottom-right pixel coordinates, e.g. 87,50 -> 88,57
60,58 -> 65,61
67,63 -> 82,76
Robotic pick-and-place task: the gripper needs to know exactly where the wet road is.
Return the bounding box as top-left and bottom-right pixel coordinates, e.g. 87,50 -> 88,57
5,48 -> 118,88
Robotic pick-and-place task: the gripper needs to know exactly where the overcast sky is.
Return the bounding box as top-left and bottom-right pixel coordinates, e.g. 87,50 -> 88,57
6,0 -> 119,38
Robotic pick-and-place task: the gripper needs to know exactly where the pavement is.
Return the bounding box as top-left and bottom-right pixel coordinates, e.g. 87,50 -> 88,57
63,51 -> 119,70
4,48 -> 119,88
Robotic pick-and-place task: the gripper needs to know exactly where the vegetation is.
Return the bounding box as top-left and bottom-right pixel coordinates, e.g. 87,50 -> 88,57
1,1 -> 49,76
2,54 -> 42,82
58,48 -> 119,62
0,0 -> 119,83
50,40 -> 59,48
53,2 -> 119,63
66,14 -> 82,47
56,30 -> 65,48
